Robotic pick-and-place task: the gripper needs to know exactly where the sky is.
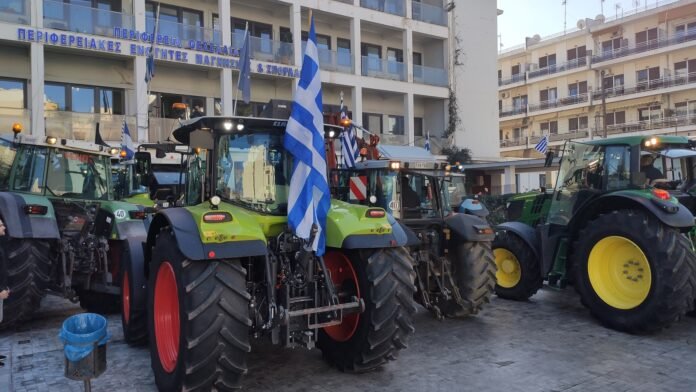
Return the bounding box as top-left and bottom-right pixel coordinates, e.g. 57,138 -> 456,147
497,0 -> 673,50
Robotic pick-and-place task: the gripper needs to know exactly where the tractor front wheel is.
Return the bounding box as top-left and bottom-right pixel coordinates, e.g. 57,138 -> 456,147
572,210 -> 696,333
147,229 -> 251,391
492,231 -> 543,300
318,247 -> 416,372
440,241 -> 496,317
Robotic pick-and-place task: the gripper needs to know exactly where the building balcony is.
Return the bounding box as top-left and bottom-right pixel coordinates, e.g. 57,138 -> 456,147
301,43 -> 352,73
592,32 -> 696,64
498,74 -> 525,87
378,133 -> 408,146
527,94 -> 589,113
499,136 -> 527,147
413,64 -> 448,87
149,17 -> 221,46
44,0 -> 134,36
412,2 -> 447,26
499,105 -> 527,118
500,129 -> 590,148
360,0 -> 406,17
361,56 -> 406,81
527,57 -> 588,80
45,111 -> 136,142
593,72 -> 696,100
148,117 -> 180,143
0,107 -> 30,134
603,114 -> 696,136
0,0 -> 30,25
235,33 -> 294,65
548,128 -> 590,142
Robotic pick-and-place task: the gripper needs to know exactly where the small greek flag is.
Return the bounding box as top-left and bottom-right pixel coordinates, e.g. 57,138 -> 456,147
424,132 -> 430,151
121,120 -> 134,160
341,126 -> 359,168
238,28 -> 251,104
283,16 -> 330,256
535,134 -> 549,154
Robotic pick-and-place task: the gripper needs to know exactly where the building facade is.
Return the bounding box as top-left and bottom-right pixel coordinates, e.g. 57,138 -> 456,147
0,0 -> 490,154
498,0 -> 696,161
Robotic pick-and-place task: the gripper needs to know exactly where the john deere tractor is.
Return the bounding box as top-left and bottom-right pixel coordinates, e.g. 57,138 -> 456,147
493,135 -> 696,333
331,145 -> 496,319
124,117 -> 416,390
0,124 -> 148,328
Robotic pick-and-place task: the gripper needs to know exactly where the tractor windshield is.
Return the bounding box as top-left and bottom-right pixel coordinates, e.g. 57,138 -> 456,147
0,138 -> 17,190
215,132 -> 290,215
333,169 -> 401,218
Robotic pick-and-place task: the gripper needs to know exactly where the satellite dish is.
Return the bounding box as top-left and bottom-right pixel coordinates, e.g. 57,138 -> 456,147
595,14 -> 605,22
577,19 -> 586,29
533,34 -> 541,41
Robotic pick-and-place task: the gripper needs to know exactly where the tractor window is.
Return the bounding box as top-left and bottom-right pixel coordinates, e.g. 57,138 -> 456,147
44,150 -> 110,199
186,152 -> 206,205
11,145 -> 47,194
368,170 -> 399,219
401,173 -> 438,219
0,139 -> 17,190
605,145 -> 631,190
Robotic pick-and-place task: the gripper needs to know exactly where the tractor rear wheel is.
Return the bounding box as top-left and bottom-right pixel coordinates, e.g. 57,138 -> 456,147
440,241 -> 496,317
572,210 -> 696,333
318,247 -> 416,372
492,231 -> 542,300
148,229 -> 251,391
1,239 -> 51,329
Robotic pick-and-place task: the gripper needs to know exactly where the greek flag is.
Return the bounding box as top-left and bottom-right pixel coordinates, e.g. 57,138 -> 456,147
283,16 -> 330,256
424,131 -> 430,151
339,94 -> 359,168
145,5 -> 160,84
121,120 -> 134,160
535,134 -> 549,154
238,28 -> 251,104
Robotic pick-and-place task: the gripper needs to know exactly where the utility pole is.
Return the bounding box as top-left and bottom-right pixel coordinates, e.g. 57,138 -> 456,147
601,70 -> 608,138
601,0 -> 605,15
562,0 -> 567,34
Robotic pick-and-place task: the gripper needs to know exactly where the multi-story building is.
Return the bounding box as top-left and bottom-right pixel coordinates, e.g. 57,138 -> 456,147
0,0 -> 497,156
498,0 -> 696,161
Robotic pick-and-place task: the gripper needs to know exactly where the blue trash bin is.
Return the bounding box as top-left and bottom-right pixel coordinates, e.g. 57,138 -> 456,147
59,313 -> 110,381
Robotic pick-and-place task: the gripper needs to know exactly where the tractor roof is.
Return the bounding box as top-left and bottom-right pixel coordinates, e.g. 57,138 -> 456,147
172,116 -> 342,145
0,133 -> 116,157
584,135 -> 690,147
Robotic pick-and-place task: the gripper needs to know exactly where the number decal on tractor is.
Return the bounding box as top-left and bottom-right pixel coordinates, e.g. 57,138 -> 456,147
114,209 -> 127,219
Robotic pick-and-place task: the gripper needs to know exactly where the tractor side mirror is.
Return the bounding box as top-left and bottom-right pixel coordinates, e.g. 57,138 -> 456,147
544,151 -> 555,167
134,151 -> 152,184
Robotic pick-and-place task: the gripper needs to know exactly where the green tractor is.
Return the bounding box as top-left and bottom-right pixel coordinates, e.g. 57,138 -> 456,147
124,117 -> 416,390
331,146 -> 496,319
0,124 -> 148,328
493,135 -> 696,333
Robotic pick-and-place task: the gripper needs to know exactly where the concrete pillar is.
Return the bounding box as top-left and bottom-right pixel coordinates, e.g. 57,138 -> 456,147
350,17 -> 361,77
133,0 -> 148,142
404,92 -> 414,145
405,0 -> 412,19
403,28 -> 413,83
134,0 -> 145,31
219,0 -> 233,115
30,43 -> 45,137
503,165 -> 517,194
290,3 -> 303,95
30,0 -> 43,27
206,96 -> 215,117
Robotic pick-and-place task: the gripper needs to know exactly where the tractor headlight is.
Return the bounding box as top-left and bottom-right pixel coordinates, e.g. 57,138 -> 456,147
210,195 -> 221,208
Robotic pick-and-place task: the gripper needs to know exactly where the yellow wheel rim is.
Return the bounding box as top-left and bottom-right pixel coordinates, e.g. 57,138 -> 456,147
494,248 -> 522,288
587,236 -> 652,310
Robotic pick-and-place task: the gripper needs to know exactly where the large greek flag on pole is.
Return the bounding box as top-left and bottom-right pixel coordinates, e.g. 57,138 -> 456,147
121,120 -> 135,160
283,16 -> 330,256
534,134 -> 549,154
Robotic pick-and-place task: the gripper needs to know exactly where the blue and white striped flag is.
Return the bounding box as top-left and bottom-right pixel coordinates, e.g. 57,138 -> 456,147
424,131 -> 430,151
238,27 -> 251,104
145,4 -> 160,84
534,134 -> 549,154
283,16 -> 330,256
121,120 -> 134,160
341,125 -> 359,168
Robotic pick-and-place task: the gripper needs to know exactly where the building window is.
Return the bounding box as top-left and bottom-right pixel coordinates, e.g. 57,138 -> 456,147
638,105 -> 661,122
566,45 -> 586,64
232,18 -> 272,52
338,38 -> 351,66
603,74 -> 624,91
635,27 -> 658,48
512,95 -> 527,111
674,59 -> 696,82
511,64 -> 520,76
387,115 -> 404,135
44,82 -> 124,114
601,37 -> 624,54
636,67 -> 660,90
279,27 -> 293,43
675,101 -> 688,118
539,88 -> 557,108
605,111 -> 626,126
539,173 -> 546,188
497,69 -> 502,81
3,0 -> 27,14
540,121 -> 558,135
414,117 -> 423,137
0,78 -> 26,109
362,43 -> 382,71
146,2 -> 203,41
363,112 -> 382,133
538,54 -> 556,69
567,81 -> 587,97
569,116 -> 588,131
675,21 -> 696,36
150,92 -> 205,119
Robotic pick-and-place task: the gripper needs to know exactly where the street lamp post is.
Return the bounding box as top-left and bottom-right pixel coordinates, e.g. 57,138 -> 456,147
601,70 -> 608,138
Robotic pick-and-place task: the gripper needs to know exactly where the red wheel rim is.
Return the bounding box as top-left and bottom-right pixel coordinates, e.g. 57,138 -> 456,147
154,262 -> 179,373
122,270 -> 130,325
323,251 -> 360,342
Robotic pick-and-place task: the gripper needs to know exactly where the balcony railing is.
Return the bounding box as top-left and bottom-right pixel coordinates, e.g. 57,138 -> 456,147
592,32 -> 696,63
45,111 -> 136,141
604,113 -> 696,136
360,0 -> 406,16
499,74 -> 525,87
500,129 -> 590,148
412,2 -> 447,26
499,105 -> 527,118
414,64 -> 448,87
148,18 -> 220,46
379,133 -> 408,146
500,136 -> 527,147
301,43 -> 352,73
148,117 -> 181,143
0,108 -> 30,134
234,33 -> 294,65
594,72 -> 696,100
44,0 -> 134,36
0,0 -> 30,25
528,94 -> 589,112
549,128 -> 589,142
527,57 -> 588,80
361,56 -> 406,81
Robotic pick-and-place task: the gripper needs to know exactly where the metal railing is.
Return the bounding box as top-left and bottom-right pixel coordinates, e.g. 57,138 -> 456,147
301,43 -> 352,73
548,128 -> 590,141
594,72 -> 696,100
361,56 -> 406,81
500,129 -> 590,147
413,64 -> 448,87
44,111 -> 136,142
499,105 -> 527,118
592,32 -> 696,63
360,0 -> 406,16
528,94 -> 589,112
234,33 -> 294,65
0,108 -> 30,134
412,2 -> 447,26
0,0 -> 30,25
499,74 -> 525,87
148,117 -> 181,143
527,57 -> 588,80
605,113 -> 696,135
148,17 -> 220,45
44,0 -> 134,35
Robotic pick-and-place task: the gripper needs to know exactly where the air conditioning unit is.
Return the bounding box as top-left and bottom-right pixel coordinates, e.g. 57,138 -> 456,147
501,92 -> 510,99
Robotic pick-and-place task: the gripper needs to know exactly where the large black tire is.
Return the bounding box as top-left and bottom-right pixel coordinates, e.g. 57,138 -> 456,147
79,292 -> 121,314
318,247 -> 417,373
440,241 -> 496,317
491,231 -> 543,300
121,239 -> 148,345
572,210 -> 696,333
148,230 -> 250,391
1,239 -> 51,329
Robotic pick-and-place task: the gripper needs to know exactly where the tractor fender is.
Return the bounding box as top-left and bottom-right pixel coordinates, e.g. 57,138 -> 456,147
494,221 -> 541,260
145,208 -> 267,264
120,234 -> 147,310
571,191 -> 695,231
342,214 -> 416,249
0,192 -> 59,239
445,213 -> 496,242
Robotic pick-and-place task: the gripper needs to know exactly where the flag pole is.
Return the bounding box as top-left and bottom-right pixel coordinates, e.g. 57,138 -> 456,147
146,2 -> 161,99
233,22 -> 249,116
